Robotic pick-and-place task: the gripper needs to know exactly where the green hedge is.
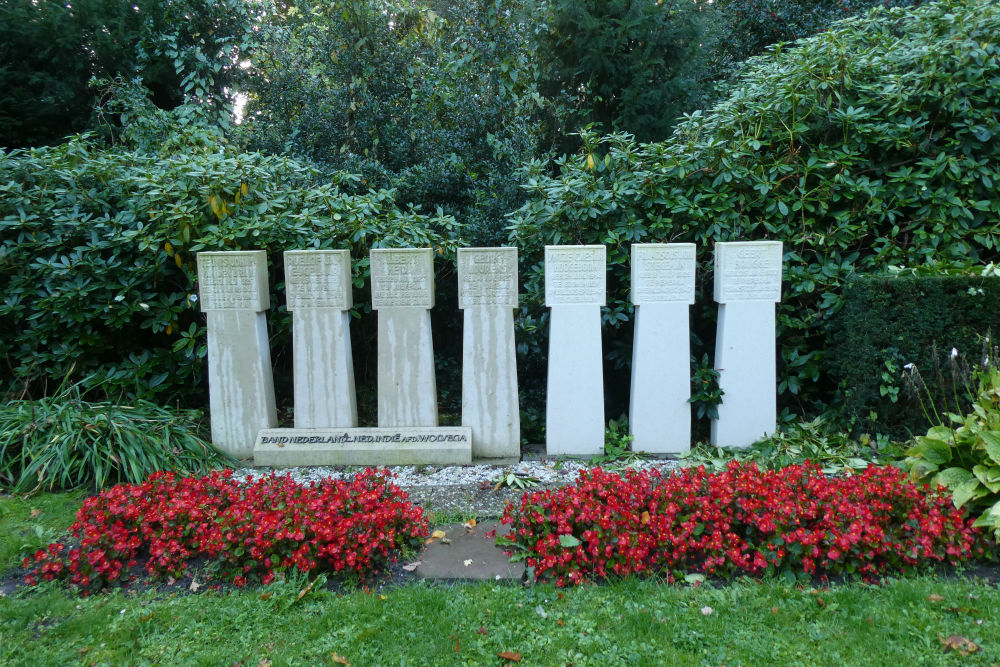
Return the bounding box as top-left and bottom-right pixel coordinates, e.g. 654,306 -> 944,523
0,135 -> 461,406
508,0 -> 1000,418
825,273 -> 1000,438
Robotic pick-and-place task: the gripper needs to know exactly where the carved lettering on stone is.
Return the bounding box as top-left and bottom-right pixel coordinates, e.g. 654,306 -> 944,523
197,251 -> 269,312
284,250 -> 352,311
631,243 -> 696,305
714,241 -> 783,303
458,247 -> 518,308
544,245 -> 606,306
370,249 -> 434,309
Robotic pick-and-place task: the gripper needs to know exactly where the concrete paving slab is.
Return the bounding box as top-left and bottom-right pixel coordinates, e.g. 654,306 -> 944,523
413,521 -> 525,581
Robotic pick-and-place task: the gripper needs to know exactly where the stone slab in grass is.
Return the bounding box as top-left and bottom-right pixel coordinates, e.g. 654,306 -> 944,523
415,520 -> 525,581
254,427 -> 472,466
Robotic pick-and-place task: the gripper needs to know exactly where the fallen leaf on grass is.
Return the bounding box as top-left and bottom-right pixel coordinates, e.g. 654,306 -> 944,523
453,636 -> 460,652
771,607 -> 779,615
815,597 -> 826,608
259,593 -> 272,601
498,651 -> 522,662
476,626 -> 488,635
431,529 -> 447,539
139,612 -> 154,623
29,509 -> 41,518
939,635 -> 979,656
330,653 -> 350,665
402,561 -> 421,572
927,594 -> 945,603
189,580 -> 201,593
257,660 -> 271,667
945,606 -> 979,615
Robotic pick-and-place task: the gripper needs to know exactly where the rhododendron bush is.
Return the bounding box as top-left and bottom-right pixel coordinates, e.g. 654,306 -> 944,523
25,469 -> 427,592
499,463 -> 979,586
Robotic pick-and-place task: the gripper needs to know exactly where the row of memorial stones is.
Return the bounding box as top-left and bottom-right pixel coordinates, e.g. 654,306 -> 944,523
196,241 -> 783,466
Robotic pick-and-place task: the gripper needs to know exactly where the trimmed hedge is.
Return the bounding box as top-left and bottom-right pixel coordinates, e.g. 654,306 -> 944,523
826,273 -> 1000,438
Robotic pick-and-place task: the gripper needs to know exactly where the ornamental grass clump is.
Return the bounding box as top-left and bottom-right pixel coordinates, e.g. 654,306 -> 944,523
25,469 -> 427,593
499,462 -> 979,586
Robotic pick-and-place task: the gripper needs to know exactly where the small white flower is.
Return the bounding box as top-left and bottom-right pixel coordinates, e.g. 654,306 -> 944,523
139,302 -> 150,311
701,606 -> 713,616
951,347 -> 959,358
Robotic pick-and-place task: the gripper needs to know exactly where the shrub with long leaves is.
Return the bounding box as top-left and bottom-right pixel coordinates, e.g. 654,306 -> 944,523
499,462 -> 979,586
0,379 -> 231,492
25,468 -> 427,593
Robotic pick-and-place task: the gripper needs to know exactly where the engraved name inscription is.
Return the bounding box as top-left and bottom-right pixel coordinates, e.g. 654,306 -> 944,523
631,244 -> 696,304
370,249 -> 433,309
197,251 -> 268,311
284,250 -> 351,311
715,242 -> 783,302
545,246 -> 606,306
458,248 -> 518,308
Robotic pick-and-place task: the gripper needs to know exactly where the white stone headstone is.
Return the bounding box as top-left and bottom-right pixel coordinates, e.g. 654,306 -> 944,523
629,243 -> 696,454
710,241 -> 783,448
197,250 -> 277,459
284,250 -> 357,429
458,247 -> 520,460
544,245 -> 606,456
371,248 -> 437,427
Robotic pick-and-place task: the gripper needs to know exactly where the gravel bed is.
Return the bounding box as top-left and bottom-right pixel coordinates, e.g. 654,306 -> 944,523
237,457 -> 684,519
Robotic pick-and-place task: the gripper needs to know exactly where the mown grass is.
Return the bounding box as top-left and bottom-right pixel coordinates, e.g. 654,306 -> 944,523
3,491 -> 999,666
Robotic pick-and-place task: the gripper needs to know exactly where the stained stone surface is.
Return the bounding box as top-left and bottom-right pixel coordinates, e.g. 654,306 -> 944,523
458,248 -> 520,459
284,250 -> 357,428
711,241 -> 783,448
371,249 -> 438,427
544,245 -> 606,457
198,251 -> 277,459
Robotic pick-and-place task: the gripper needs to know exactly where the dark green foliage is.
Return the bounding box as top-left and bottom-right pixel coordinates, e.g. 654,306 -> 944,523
509,0 -> 1000,421
0,0 -> 263,149
0,101 -> 460,405
0,378 -> 232,493
535,0 -> 716,143
826,274 -> 1000,437
242,0 -> 543,245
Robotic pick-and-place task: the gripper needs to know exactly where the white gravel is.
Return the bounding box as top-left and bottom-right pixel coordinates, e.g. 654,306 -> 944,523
237,457 -> 684,488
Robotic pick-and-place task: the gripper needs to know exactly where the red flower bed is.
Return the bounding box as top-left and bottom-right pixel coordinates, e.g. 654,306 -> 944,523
25,468 -> 427,592
499,462 -> 980,586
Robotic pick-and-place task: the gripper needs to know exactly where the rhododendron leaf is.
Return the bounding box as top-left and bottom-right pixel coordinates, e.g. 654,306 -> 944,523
559,534 -> 581,548
980,430 -> 1000,463
926,426 -> 955,442
934,467 -> 974,490
951,478 -> 985,509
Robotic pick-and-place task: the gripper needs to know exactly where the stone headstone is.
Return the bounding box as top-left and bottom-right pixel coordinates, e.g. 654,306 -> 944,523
254,426 -> 472,466
371,248 -> 438,427
284,250 -> 357,428
458,247 -> 520,460
629,243 -> 696,454
710,241 -> 783,448
544,245 -> 606,456
197,250 -> 277,459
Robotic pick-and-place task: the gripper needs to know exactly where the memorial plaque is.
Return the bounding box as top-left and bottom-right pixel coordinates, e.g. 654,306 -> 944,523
631,243 -> 696,305
458,247 -> 518,309
714,241 -> 783,303
544,245 -> 606,306
370,248 -> 434,309
197,251 -> 269,311
254,427 -> 472,466
284,250 -> 352,311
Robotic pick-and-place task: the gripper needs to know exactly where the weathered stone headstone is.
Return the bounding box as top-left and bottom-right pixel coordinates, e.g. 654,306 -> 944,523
629,243 -> 696,454
284,250 -> 357,428
197,250 -> 277,459
458,247 -> 520,460
544,245 -> 606,456
711,241 -> 783,448
371,248 -> 437,427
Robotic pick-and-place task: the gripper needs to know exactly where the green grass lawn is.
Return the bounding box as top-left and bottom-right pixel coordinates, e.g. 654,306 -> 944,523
3,493 -> 998,667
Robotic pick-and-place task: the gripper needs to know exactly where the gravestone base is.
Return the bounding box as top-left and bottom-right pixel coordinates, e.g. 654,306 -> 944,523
629,302 -> 691,454
546,304 -> 605,456
711,300 -> 777,448
254,427 -> 472,467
